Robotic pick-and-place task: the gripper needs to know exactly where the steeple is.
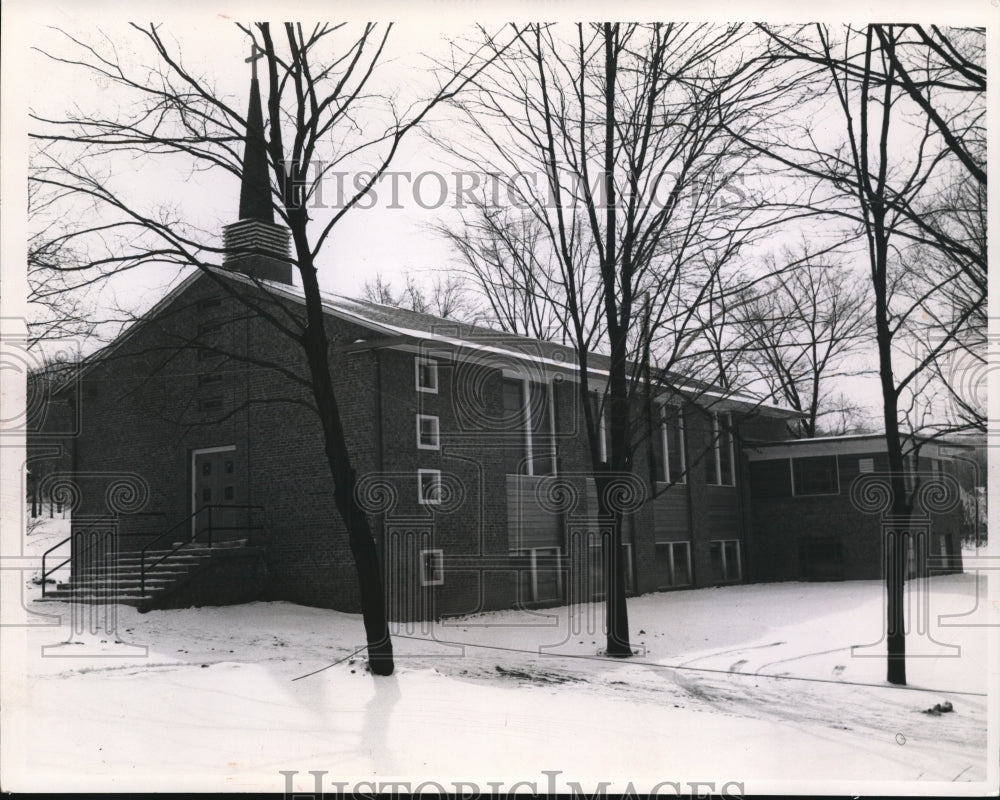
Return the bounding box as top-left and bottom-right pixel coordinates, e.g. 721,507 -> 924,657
238,74 -> 274,223
223,43 -> 293,285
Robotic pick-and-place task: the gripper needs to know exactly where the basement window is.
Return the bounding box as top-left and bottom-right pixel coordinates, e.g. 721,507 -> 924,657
710,540 -> 742,584
655,541 -> 692,589
517,546 -> 563,603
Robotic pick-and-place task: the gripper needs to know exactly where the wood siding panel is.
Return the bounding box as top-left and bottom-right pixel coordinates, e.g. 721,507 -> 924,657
507,475 -> 562,550
584,478 -> 636,543
652,486 -> 689,540
705,485 -> 740,539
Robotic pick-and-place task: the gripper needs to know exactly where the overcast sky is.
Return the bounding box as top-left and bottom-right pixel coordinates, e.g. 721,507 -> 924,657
2,1 -> 994,423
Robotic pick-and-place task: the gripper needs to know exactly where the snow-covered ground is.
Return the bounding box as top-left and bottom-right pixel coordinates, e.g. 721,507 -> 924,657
3,562 -> 995,796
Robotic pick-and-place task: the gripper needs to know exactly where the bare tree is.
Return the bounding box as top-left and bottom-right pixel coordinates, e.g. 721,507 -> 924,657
31,22 -> 512,676
735,244 -> 871,438
434,208 -> 578,342
898,172 -> 986,435
745,23 -> 986,684
436,23 -> 795,656
26,172 -> 106,350
360,272 -> 483,322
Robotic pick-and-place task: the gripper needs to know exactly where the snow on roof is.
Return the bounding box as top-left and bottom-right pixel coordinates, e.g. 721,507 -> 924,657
743,432 -> 978,461
70,267 -> 800,418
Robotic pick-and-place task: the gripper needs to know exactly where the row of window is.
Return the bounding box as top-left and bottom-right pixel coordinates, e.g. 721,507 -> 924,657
418,357 -> 738,486
416,357 -> 442,505
654,539 -> 742,588
792,454 -> 923,497
513,539 -> 742,601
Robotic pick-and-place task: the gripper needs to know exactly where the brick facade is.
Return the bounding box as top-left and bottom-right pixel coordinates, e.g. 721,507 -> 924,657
54,270 -> 968,619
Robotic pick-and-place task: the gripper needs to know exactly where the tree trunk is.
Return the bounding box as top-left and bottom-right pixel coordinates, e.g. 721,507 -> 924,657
595,465 -> 630,657
599,23 -> 631,659
880,375 -> 909,686
873,217 -> 907,686
297,251 -> 394,676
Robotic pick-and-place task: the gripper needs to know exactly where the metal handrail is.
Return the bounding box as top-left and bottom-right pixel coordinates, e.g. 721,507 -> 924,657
39,513 -> 165,597
140,504 -> 263,598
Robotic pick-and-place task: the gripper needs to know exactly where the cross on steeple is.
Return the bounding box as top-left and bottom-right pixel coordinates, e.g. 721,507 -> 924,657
245,42 -> 264,80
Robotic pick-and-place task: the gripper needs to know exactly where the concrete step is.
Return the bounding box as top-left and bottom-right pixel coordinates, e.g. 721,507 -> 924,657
55,573 -> 180,591
77,566 -> 197,578
45,584 -> 168,600
41,538 -> 259,609
37,594 -> 154,607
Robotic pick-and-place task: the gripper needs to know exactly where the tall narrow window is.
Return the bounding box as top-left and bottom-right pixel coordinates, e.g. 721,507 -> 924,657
529,381 -> 555,476
653,404 -> 686,483
588,391 -> 609,465
503,377 -> 529,474
503,377 -> 556,476
706,412 -> 735,486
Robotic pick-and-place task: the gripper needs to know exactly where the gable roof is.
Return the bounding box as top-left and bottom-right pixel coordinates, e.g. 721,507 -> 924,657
69,266 -> 800,418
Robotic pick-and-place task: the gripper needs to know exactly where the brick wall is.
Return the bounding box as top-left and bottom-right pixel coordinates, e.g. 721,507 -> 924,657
68,269 -> 804,619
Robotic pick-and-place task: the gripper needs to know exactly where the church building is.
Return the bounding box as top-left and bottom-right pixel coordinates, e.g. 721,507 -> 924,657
35,63 -> 969,619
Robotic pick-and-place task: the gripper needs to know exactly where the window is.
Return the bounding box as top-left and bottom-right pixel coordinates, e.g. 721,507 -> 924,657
198,373 -> 224,387
792,455 -> 839,496
588,391 -> 609,464
223,485 -> 234,501
654,541 -> 692,589
518,547 -> 563,603
417,469 -> 442,505
502,376 -> 556,476
415,357 -> 438,393
588,540 -> 606,600
198,397 -> 223,412
198,297 -> 223,310
858,457 -> 875,474
652,404 -> 686,483
584,538 -> 634,599
416,415 -> 440,450
706,413 -> 735,486
710,540 -> 741,583
903,452 -> 918,492
420,549 -> 444,586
